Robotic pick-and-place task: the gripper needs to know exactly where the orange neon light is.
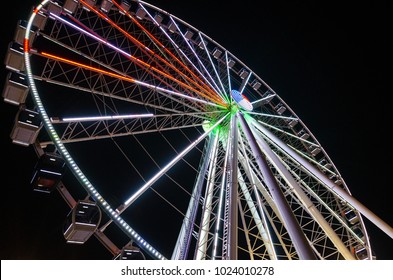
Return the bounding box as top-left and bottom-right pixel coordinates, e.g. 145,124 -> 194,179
112,0 -> 218,98
40,52 -> 209,110
119,50 -> 219,103
41,52 -> 136,83
79,0 -> 224,106
80,0 -> 222,104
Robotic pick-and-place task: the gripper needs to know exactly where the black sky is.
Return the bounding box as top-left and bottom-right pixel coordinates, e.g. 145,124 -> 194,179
1,0 -> 392,260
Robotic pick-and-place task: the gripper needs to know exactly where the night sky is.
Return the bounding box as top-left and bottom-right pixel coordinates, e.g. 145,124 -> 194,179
1,0 -> 392,260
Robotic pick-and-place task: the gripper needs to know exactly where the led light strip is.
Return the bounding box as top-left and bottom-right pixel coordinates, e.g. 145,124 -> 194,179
40,51 -> 223,109
24,0 -> 166,260
59,113 -> 154,123
79,0 -> 225,106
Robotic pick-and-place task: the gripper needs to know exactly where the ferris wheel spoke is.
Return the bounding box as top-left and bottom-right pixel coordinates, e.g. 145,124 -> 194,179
194,32 -> 228,98
254,132 -> 369,249
13,0 -> 389,260
44,6 -> 223,108
237,146 -> 296,259
238,152 -> 296,259
256,119 -> 317,147
251,118 -> 393,240
117,113 -> 229,214
168,25 -> 228,101
222,114 -> 239,259
237,169 -> 276,259
136,6 -> 226,103
238,71 -> 253,96
105,1 -> 224,105
277,157 -> 366,245
251,112 -> 299,122
172,135 -> 216,260
164,17 -> 225,101
112,1 -> 223,103
243,117 -> 338,258
251,128 -> 369,251
197,131 -> 223,260
224,52 -> 233,100
237,151 -> 278,217
237,197 -> 255,260
33,72 -> 204,117
35,33 -> 197,113
238,130 -> 278,259
38,51 -> 222,111
157,14 -> 226,97
254,119 -> 334,175
251,93 -> 277,108
238,112 -> 317,259
53,12 -> 218,104
250,123 -> 367,257
249,125 -> 356,259
39,112 -> 210,146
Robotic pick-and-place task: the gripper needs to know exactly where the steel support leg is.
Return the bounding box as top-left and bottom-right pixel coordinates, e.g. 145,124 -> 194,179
238,112 -> 316,260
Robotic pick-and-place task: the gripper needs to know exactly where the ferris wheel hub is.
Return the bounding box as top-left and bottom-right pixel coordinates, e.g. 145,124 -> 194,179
230,89 -> 253,111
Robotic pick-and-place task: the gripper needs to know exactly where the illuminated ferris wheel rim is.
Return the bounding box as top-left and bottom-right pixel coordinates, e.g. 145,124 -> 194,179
19,0 -> 392,260
22,0 -> 249,260
23,0 -> 169,260
21,0 -> 358,260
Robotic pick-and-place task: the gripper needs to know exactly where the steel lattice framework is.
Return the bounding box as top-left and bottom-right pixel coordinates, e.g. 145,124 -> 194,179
4,0 -> 392,260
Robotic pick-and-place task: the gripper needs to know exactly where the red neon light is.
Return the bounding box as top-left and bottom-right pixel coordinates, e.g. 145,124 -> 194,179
24,39 -> 30,52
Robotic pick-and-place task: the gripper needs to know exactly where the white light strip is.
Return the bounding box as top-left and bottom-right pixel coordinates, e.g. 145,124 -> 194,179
124,112 -> 230,206
60,113 -> 154,123
39,170 -> 62,176
142,6 -> 226,103
225,52 -> 233,103
50,13 -> 130,58
135,80 -> 223,108
239,71 -> 252,95
212,133 -> 230,259
249,111 -> 298,121
195,31 -> 227,99
50,12 -> 224,109
257,120 -> 316,146
251,94 -> 276,104
25,1 -> 167,260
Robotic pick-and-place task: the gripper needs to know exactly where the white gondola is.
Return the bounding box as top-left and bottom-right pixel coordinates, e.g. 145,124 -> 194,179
82,0 -> 97,12
13,20 -> 38,46
4,42 -> 25,72
345,209 -> 359,225
2,72 -> 29,105
355,245 -> 370,260
63,0 -> 79,14
31,153 -> 66,193
10,0 -> 390,261
212,47 -> 222,59
153,13 -> 163,24
32,8 -> 48,30
119,1 -> 131,15
10,108 -> 42,146
227,58 -> 235,68
63,200 -> 102,244
100,0 -> 113,13
118,244 -> 146,260
135,7 -> 146,20
46,1 -> 63,18
351,224 -> 365,240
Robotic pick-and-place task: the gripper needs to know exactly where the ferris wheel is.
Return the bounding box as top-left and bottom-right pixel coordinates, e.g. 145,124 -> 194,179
3,0 -> 393,260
